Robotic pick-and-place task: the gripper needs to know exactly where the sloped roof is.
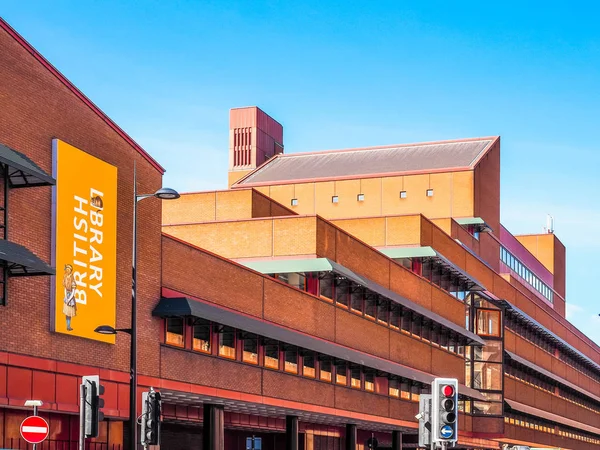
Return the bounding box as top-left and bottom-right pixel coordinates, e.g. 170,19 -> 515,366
235,137 -> 498,186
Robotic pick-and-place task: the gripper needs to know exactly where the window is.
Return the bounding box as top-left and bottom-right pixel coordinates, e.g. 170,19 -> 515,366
364,296 -> 376,319
320,274 -> 334,301
303,353 -> 316,378
278,272 -> 306,290
377,299 -> 389,325
332,195 -> 339,203
351,288 -> 363,314
400,191 -> 407,199
473,362 -> 502,390
243,334 -> 258,364
264,343 -> 280,369
336,361 -> 348,385
365,373 -> 375,392
357,193 -> 365,202
320,359 -> 332,382
390,308 -> 400,330
411,384 -> 421,402
351,367 -> 361,389
389,379 -> 400,397
473,341 -> 502,362
285,348 -> 298,374
426,189 -> 434,197
166,318 -> 184,347
400,381 -> 411,400
476,309 -> 501,337
291,198 -> 298,206
335,281 -> 349,308
218,326 -> 236,359
192,318 -> 211,353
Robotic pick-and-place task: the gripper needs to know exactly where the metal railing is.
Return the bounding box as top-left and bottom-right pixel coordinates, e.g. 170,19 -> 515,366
2,439 -> 121,450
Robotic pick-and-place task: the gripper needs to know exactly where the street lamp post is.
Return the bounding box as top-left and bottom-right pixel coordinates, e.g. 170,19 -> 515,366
96,165 -> 179,450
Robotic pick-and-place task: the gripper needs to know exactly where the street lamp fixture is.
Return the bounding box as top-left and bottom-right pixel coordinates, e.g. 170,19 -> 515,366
94,164 -> 179,450
94,325 -> 132,335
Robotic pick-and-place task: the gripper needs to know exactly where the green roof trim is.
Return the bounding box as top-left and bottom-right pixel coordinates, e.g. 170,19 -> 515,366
454,217 -> 486,226
240,258 -> 368,286
379,246 -> 437,259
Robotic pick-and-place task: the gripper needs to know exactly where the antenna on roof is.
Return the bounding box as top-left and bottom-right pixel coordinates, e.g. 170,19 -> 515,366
544,214 -> 554,234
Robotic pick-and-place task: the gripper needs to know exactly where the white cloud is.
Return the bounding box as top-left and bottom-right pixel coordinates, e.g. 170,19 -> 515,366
565,303 -> 584,319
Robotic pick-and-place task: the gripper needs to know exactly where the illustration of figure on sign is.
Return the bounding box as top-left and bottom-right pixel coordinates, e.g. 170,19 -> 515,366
90,195 -> 104,209
62,264 -> 77,331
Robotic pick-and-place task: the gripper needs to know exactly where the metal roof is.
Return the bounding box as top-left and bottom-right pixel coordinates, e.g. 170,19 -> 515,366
380,246 -> 486,292
236,138 -> 495,186
497,300 -> 600,374
0,239 -> 54,276
240,258 -> 368,286
153,296 -> 486,400
505,350 -> 600,404
0,143 -> 55,187
505,399 -> 600,436
241,257 -> 484,346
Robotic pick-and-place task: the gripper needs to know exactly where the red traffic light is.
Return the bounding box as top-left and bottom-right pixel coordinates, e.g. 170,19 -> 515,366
441,385 -> 455,397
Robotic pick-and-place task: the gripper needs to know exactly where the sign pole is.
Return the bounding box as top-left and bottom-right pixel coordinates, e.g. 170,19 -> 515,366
32,404 -> 38,450
79,383 -> 86,450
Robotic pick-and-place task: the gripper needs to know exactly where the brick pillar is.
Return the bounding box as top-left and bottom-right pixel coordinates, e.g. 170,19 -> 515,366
345,424 -> 357,450
392,430 -> 402,450
202,404 -> 224,450
285,415 -> 299,450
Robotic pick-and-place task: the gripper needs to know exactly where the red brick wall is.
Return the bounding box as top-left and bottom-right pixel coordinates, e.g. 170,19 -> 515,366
473,139 -> 500,234
0,22 -> 163,376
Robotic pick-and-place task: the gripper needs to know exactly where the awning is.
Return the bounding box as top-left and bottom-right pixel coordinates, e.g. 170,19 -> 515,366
153,296 -> 486,401
454,217 -> 493,233
505,399 -> 600,436
497,300 -> 600,373
0,239 -> 54,276
243,257 -> 484,346
240,258 -> 368,286
363,280 -> 485,346
505,351 -> 600,404
379,246 -> 485,291
0,143 -> 55,188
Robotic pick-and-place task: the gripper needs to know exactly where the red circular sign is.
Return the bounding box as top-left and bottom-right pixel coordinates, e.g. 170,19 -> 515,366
442,384 -> 455,397
20,416 -> 49,444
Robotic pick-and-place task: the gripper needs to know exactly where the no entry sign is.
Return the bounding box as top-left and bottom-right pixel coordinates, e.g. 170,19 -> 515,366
20,415 -> 49,444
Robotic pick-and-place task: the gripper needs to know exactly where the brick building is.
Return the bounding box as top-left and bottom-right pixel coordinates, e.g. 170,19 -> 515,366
1,15 -> 599,450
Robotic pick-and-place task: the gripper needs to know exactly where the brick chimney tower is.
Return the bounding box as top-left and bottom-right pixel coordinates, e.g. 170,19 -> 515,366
228,107 -> 284,187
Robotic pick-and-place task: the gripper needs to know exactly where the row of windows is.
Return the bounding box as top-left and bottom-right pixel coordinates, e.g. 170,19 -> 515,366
164,317 -> 427,401
500,246 -> 554,303
505,314 -> 600,383
398,258 -> 472,302
274,272 -> 470,356
289,189 -> 435,207
505,413 -> 600,445
506,365 -> 600,415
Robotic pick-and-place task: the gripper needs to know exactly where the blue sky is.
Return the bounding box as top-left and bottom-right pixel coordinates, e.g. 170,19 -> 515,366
3,2 -> 600,343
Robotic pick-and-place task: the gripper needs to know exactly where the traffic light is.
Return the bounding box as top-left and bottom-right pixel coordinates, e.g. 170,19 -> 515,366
82,375 -> 105,438
141,388 -> 161,446
432,378 -> 458,444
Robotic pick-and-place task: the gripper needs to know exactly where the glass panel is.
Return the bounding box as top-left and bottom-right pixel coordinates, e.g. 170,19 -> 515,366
285,348 -> 298,374
400,381 -> 410,400
264,343 -> 279,369
335,281 -> 349,308
473,362 -> 502,390
166,317 -> 184,347
476,309 -> 501,337
243,336 -> 258,364
390,308 -> 400,330
303,354 -> 316,378
473,401 -> 503,415
320,360 -> 332,382
473,341 -> 502,362
279,272 -> 306,290
365,296 -> 376,319
320,274 -> 334,300
365,373 -> 374,392
389,379 -> 400,397
351,367 -> 361,389
411,385 -> 420,402
193,318 -> 211,353
218,326 -> 236,359
336,362 -> 347,385
377,299 -> 389,324
351,288 -> 363,314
